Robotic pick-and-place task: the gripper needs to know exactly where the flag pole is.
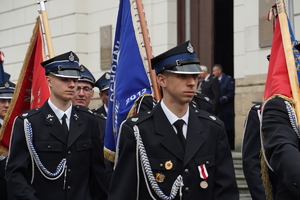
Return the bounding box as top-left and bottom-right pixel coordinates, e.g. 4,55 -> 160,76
276,0 -> 300,121
135,0 -> 162,101
38,0 -> 54,59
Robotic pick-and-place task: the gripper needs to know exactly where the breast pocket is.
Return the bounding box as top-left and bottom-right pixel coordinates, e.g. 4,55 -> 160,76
195,154 -> 215,189
35,141 -> 62,152
75,139 -> 93,168
34,141 -> 63,170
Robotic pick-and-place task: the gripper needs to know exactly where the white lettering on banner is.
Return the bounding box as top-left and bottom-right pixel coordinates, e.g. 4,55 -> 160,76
125,88 -> 147,105
110,41 -> 120,102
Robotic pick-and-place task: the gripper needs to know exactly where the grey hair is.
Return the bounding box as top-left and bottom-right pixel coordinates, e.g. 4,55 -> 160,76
199,65 -> 208,73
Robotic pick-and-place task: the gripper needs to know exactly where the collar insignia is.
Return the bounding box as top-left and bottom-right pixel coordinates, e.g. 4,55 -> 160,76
209,116 -> 216,120
131,118 -> 139,122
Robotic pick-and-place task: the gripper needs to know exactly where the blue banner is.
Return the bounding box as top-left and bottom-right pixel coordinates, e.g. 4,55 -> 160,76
288,17 -> 300,84
104,0 -> 152,161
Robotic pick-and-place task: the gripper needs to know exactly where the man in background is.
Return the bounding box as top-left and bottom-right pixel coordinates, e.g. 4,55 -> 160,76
199,65 -> 220,110
213,63 -> 235,150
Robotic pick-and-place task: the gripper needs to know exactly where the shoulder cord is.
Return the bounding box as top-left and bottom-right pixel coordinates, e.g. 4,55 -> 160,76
284,101 -> 300,138
24,118 -> 67,184
133,125 -> 184,200
260,100 -> 274,172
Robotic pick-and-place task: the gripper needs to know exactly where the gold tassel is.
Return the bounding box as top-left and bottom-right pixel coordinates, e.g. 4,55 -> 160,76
260,138 -> 273,200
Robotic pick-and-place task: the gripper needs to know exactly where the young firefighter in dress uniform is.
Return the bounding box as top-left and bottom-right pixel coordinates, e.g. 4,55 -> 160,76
6,51 -> 108,200
107,41 -> 239,200
0,76 -> 15,200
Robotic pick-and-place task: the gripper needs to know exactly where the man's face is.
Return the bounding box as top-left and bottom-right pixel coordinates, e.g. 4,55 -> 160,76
158,72 -> 199,105
72,81 -> 94,108
99,89 -> 109,107
212,67 -> 221,78
46,75 -> 78,102
0,99 -> 11,120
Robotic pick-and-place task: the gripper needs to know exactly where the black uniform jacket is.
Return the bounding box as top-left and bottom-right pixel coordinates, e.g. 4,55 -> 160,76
93,105 -> 107,117
6,101 -> 108,200
191,92 -> 215,114
262,96 -> 300,199
108,102 -> 239,200
200,75 -> 220,110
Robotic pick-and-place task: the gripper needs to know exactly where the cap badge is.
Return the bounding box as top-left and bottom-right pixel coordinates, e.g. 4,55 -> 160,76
105,73 -> 110,80
155,173 -> 166,183
187,41 -> 194,53
69,52 -> 75,62
4,82 -> 9,88
164,160 -> 173,170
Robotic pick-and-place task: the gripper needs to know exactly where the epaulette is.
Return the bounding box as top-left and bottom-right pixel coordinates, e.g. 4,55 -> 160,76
251,103 -> 262,111
194,109 -> 223,126
127,110 -> 153,125
95,112 -> 106,120
193,92 -> 213,105
19,108 -> 41,119
74,105 -> 95,116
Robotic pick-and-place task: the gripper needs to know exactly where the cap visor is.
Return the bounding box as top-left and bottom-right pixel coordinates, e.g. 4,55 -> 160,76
50,70 -> 81,79
165,64 -> 203,74
0,93 -> 13,99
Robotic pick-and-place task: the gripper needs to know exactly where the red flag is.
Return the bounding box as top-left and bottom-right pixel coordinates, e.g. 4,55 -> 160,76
263,16 -> 292,100
0,18 -> 50,152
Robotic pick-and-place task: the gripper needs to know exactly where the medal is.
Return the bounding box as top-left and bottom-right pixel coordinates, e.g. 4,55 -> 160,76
200,180 -> 208,189
155,173 -> 166,183
198,164 -> 209,189
164,160 -> 173,170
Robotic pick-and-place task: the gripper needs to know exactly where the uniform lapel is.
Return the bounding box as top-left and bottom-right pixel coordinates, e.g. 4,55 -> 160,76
154,103 -> 184,161
183,108 -> 204,166
67,108 -> 82,148
43,102 -> 68,144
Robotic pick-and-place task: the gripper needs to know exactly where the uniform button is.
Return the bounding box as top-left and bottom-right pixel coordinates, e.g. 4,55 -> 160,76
206,161 -> 209,165
47,145 -> 51,149
184,169 -> 189,174
293,183 -> 298,188
83,144 -> 86,148
68,169 -> 71,173
185,187 -> 189,192
160,163 -> 163,167
67,186 -> 71,190
68,151 -> 71,155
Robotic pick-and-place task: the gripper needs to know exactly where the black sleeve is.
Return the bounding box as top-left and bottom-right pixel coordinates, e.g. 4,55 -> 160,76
6,117 -> 39,200
242,104 -> 267,200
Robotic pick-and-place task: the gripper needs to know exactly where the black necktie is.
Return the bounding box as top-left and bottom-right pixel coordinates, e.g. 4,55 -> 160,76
173,119 -> 186,149
61,114 -> 69,134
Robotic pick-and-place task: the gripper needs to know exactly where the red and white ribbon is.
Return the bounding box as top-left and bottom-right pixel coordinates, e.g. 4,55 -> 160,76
198,164 -> 208,179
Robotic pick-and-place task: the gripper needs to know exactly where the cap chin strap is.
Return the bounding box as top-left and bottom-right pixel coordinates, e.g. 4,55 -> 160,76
48,65 -> 83,74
